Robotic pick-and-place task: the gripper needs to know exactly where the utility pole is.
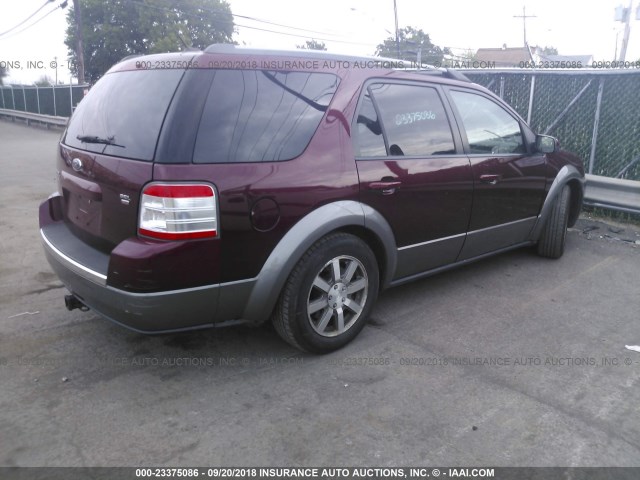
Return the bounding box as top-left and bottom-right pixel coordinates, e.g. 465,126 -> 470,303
618,0 -> 634,61
513,6 -> 537,47
393,0 -> 400,59
72,0 -> 85,84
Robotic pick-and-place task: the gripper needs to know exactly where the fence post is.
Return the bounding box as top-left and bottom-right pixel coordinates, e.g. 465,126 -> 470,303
1,87 -> 4,109
499,75 -> 505,99
52,85 -> 57,117
588,78 -> 605,175
527,74 -> 536,124
36,85 -> 41,114
21,86 -> 27,112
11,85 -> 16,110
69,82 -> 73,116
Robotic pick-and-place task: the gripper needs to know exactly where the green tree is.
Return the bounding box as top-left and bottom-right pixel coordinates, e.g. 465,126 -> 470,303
442,48 -> 477,67
542,46 -> 559,55
296,39 -> 327,51
459,48 -> 477,61
375,26 -> 450,64
65,0 -> 235,83
34,75 -> 54,86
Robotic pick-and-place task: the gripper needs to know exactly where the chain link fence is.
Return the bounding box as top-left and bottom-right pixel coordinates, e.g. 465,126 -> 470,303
462,70 -> 640,181
2,73 -> 640,181
0,84 -> 88,118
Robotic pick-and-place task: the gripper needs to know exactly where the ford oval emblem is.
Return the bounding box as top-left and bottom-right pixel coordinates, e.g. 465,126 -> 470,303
72,158 -> 83,172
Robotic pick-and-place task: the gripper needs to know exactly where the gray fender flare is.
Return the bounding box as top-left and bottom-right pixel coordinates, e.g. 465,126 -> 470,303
242,201 -> 397,323
529,165 -> 585,241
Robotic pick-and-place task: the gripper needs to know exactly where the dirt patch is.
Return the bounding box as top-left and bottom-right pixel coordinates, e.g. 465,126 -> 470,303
573,214 -> 640,247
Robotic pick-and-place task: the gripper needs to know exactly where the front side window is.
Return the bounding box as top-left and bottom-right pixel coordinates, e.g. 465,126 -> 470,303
354,83 -> 456,157
449,90 -> 525,155
193,70 -> 339,163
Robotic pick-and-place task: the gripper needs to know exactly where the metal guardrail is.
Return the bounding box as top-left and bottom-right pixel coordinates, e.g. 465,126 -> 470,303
584,174 -> 640,214
0,108 -> 68,128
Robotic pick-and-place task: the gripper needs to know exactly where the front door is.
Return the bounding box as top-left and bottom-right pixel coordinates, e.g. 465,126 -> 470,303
446,88 -> 547,260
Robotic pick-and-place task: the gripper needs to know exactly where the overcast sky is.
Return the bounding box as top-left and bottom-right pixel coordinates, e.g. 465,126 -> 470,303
1,0 -> 639,84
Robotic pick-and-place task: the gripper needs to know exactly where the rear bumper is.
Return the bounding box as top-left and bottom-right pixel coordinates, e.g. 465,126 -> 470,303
39,195 -> 255,333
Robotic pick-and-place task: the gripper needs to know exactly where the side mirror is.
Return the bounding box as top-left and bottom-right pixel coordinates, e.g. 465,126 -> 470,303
536,135 -> 557,154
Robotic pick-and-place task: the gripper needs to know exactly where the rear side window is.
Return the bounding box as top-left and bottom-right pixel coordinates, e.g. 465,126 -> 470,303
193,70 -> 339,163
354,93 -> 386,157
354,83 -> 455,157
64,69 -> 184,161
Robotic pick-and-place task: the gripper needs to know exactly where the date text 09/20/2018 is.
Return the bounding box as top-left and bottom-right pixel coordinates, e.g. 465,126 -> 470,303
520,60 -> 640,69
135,467 -> 496,478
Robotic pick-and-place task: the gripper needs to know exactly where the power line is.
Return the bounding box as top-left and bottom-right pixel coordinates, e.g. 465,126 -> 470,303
0,0 -> 53,37
0,1 -> 67,40
234,13 -> 351,39
125,0 -> 378,47
126,0 -> 350,39
233,22 -> 377,46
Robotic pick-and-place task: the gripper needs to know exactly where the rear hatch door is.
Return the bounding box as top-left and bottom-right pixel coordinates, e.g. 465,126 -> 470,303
59,65 -> 187,249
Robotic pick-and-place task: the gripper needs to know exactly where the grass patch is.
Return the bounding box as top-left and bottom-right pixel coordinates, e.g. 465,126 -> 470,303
581,206 -> 640,227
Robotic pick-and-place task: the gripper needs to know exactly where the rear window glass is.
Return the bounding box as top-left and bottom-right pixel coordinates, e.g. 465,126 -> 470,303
63,69 -> 184,161
193,70 -> 339,163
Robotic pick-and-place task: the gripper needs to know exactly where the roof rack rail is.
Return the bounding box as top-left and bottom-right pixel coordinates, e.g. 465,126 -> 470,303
119,54 -> 144,62
409,68 -> 472,83
443,68 -> 471,82
203,43 -> 404,65
204,44 -> 239,54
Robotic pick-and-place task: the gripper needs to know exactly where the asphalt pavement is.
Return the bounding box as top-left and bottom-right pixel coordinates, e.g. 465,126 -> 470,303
1,118 -> 639,467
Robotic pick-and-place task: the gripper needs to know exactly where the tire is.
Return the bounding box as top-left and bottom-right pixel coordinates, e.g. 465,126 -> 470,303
537,184 -> 571,259
272,233 -> 380,353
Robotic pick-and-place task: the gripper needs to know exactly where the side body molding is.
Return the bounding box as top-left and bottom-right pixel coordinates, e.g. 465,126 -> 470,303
529,164 -> 585,241
242,201 -> 397,323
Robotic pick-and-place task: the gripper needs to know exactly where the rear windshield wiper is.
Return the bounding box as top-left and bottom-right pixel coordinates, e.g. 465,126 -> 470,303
76,135 -> 125,148
261,71 -> 329,113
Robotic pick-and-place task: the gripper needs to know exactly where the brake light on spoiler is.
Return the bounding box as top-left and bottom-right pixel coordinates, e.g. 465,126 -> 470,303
138,184 -> 217,240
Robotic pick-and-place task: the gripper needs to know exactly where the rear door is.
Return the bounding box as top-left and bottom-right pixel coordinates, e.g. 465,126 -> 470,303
446,88 -> 547,260
59,68 -> 185,248
353,81 -> 473,281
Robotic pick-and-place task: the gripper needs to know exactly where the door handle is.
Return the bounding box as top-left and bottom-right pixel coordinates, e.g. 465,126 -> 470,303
480,174 -> 502,185
369,181 -> 401,195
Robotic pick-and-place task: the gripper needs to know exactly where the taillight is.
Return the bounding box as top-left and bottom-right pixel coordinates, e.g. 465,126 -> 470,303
138,183 -> 217,240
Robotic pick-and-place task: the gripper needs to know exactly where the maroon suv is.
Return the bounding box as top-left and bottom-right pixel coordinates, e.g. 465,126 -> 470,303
39,45 -> 585,352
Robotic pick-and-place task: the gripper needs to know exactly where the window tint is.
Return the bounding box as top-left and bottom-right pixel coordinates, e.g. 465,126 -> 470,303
355,83 -> 455,157
193,70 -> 339,163
64,69 -> 184,161
449,90 -> 525,154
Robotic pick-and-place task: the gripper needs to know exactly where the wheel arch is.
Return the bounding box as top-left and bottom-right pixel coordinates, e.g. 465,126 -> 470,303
337,224 -> 389,291
241,201 -> 397,323
567,178 -> 584,227
530,165 -> 585,241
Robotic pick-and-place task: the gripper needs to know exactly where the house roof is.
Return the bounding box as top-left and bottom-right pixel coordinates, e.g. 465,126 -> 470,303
476,46 -> 594,67
475,47 -> 533,66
